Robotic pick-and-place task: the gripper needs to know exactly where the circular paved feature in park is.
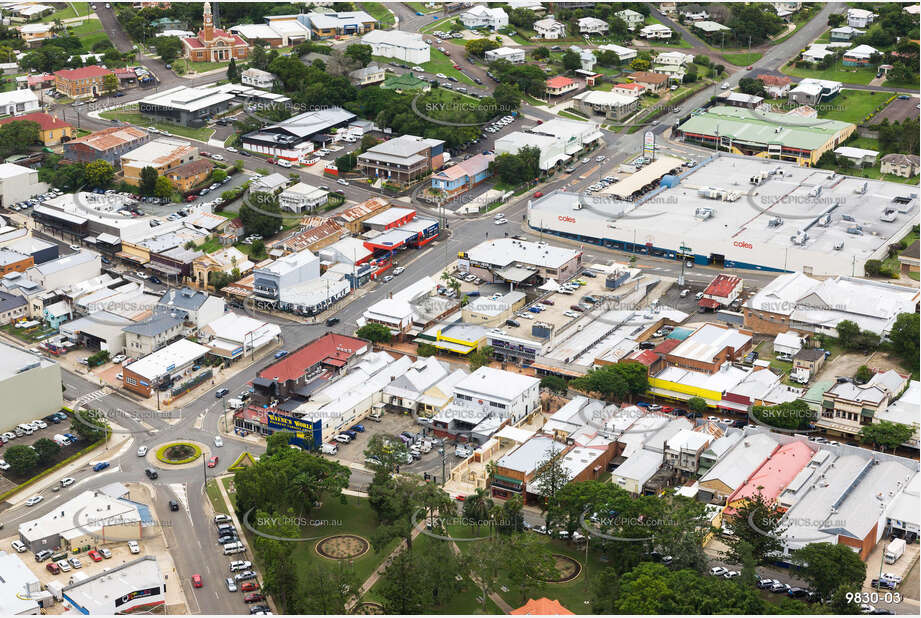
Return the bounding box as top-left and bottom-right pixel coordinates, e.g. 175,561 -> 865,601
352,602 -> 384,614
541,554 -> 582,583
316,534 -> 370,560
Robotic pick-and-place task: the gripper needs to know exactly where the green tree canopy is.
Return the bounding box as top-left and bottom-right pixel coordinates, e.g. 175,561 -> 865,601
859,420 -> 913,452
356,323 -> 392,343
792,543 -> 866,601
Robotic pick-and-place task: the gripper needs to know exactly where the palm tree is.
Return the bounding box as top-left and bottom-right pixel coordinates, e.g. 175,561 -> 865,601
462,487 -> 493,535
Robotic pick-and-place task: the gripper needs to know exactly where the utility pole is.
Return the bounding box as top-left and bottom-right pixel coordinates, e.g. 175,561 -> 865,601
678,242 -> 691,286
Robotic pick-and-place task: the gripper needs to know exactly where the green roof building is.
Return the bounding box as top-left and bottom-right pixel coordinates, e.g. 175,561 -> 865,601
380,72 -> 430,93
675,105 -> 855,165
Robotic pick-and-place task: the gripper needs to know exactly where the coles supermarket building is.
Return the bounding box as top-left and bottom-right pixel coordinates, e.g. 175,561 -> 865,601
527,154 -> 916,276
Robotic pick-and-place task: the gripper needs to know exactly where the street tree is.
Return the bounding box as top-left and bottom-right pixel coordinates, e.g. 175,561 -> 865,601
530,443 -> 570,527
462,487 -> 493,534
152,36 -> 182,64
792,543 -> 866,600
356,323 -> 392,344
468,539 -> 504,612
344,43 -> 372,67
5,444 -> 38,475
859,420 -> 914,452
251,508 -> 299,612
102,73 -> 118,95
84,160 -> 114,188
139,166 -> 158,196
721,490 -> 786,566
687,397 -> 708,414
467,345 -> 494,371
492,494 -> 525,534
33,438 -> 60,465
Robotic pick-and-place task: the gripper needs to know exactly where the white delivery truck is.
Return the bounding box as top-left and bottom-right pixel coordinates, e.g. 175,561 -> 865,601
884,538 -> 906,564
226,398 -> 244,410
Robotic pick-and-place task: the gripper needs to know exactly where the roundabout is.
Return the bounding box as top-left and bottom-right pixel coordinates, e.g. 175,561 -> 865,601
149,440 -> 210,469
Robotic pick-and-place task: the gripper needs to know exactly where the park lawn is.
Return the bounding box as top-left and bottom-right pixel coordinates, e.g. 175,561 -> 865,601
361,3 -> 395,28
66,17 -> 102,38
814,28 -> 831,44
206,479 -> 229,514
722,52 -> 763,66
185,60 -> 230,74
98,109 -> 214,141
220,476 -> 236,509
286,496 -> 400,584
406,2 -> 441,13
782,61 -> 878,85
449,526 -> 604,614
362,532 -> 504,614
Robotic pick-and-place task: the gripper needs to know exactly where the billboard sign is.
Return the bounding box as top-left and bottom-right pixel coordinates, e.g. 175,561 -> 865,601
266,411 -> 322,450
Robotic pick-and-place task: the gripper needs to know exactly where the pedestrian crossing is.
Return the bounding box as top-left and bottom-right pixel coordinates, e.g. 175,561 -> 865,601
75,388 -> 109,408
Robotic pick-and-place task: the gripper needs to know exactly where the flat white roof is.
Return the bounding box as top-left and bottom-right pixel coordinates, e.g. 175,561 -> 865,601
124,338 -> 210,381
454,366 -> 538,402
669,324 -> 751,362
121,137 -> 194,167
63,556 -> 163,614
0,553 -> 39,615
139,85 -> 236,113
466,237 -> 580,269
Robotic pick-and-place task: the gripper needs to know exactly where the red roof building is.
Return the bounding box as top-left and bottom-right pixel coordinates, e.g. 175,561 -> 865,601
546,75 -> 579,96
53,65 -> 115,98
511,598 -> 574,615
0,112 -> 73,146
181,1 -> 250,62
254,332 -> 368,399
724,441 -> 814,516
699,273 -> 743,310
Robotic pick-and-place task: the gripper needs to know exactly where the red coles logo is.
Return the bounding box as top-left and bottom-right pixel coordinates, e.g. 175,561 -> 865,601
733,241 -> 753,249
558,216 -> 575,223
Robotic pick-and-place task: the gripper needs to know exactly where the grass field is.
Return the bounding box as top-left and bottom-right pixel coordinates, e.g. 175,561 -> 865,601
41,2 -> 91,21
98,110 -> 214,141
816,89 -> 894,124
558,110 -> 589,121
406,2 -> 441,13
206,479 -> 229,514
722,52 -> 763,66
375,48 -> 473,85
782,61 -> 878,85
361,3 -> 395,28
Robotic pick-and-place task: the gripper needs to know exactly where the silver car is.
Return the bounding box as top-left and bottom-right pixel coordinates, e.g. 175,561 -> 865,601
225,577 -> 238,592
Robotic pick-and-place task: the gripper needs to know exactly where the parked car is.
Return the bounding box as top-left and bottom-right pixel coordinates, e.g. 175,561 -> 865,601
215,388 -> 229,398
243,593 -> 265,603
128,541 -> 140,554
92,461 -> 109,472
191,574 -> 203,588
99,548 -> 112,559
88,550 -> 103,562
225,577 -> 238,592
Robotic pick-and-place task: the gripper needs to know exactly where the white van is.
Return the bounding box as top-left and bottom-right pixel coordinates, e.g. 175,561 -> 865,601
53,434 -> 68,447
17,424 -> 34,435
277,159 -> 293,168
223,541 -> 245,555
320,443 -> 338,456
226,398 -> 243,410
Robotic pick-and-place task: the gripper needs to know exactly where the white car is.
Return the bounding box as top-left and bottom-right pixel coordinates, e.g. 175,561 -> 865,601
137,446 -> 148,457
230,560 -> 252,572
11,540 -> 26,552
57,559 -> 72,572
69,244 -> 81,251
212,154 -> 224,161
33,420 -> 47,429
226,147 -> 238,153
60,477 -> 75,487
721,82 -> 730,90
214,436 -> 223,448
494,218 -> 508,225
111,354 -> 126,364
135,271 -> 149,280
493,213 -> 504,219
412,65 -> 424,71
128,541 -> 140,554
0,459 -> 9,471
393,267 -> 405,275
337,179 -> 349,186
69,557 -> 82,569
99,548 -> 112,559
25,495 -> 43,507
382,275 -> 394,283
709,566 -> 727,576
435,73 -> 447,79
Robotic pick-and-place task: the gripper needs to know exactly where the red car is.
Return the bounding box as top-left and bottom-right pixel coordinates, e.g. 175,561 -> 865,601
533,191 -> 544,198
88,550 -> 103,562
191,574 -> 203,588
455,495 -> 466,501
243,593 -> 265,603
200,151 -> 211,158
46,562 -> 61,575
452,64 -> 460,69
186,195 -> 198,202
240,581 -> 260,592
661,406 -> 673,414
208,456 -> 219,468
746,66 -> 753,70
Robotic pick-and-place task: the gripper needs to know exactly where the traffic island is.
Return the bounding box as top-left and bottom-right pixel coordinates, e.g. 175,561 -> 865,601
151,441 -> 209,470
316,534 -> 371,561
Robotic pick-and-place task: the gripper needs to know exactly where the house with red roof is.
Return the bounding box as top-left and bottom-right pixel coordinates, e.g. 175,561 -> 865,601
699,273 -> 743,310
723,440 -> 814,517
430,153 -> 495,198
757,74 -> 793,97
181,2 -> 250,63
0,112 -> 72,146
612,82 -> 647,97
546,75 -> 579,97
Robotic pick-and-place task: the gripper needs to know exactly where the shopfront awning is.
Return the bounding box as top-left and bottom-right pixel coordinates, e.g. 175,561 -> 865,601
495,266 -> 535,283
148,262 -> 182,276
116,251 -> 149,265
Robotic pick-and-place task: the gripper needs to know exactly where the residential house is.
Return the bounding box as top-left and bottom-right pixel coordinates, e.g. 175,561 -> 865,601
357,135 -> 445,188
240,68 -> 275,88
654,51 -> 692,67
0,290 -> 27,325
846,7 -> 875,28
787,77 -> 841,105
545,76 -> 578,97
278,182 -> 329,213
164,158 -> 214,192
880,154 -> 920,178
17,22 -> 55,47
639,24 -> 672,39
693,20 -> 730,35
192,247 -> 254,289
698,273 -> 743,310
679,5 -> 709,20
484,47 -> 525,64
578,17 -> 609,35
0,89 -> 39,117
349,63 -> 386,87
430,153 -> 494,198
757,74 -> 792,97
122,314 -> 185,356
53,65 -> 115,98
534,16 -> 566,39
459,5 -> 508,30
829,26 -> 865,42
598,44 -> 637,62
380,72 -> 431,93
628,71 -> 669,93
772,331 -> 803,359
63,126 -> 150,168
833,146 -> 878,167
612,82 -> 646,97
818,370 -> 908,437
664,430 -> 712,473
615,8 -> 645,30
898,241 -> 919,277
842,44 -> 879,66
792,347 -> 825,376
